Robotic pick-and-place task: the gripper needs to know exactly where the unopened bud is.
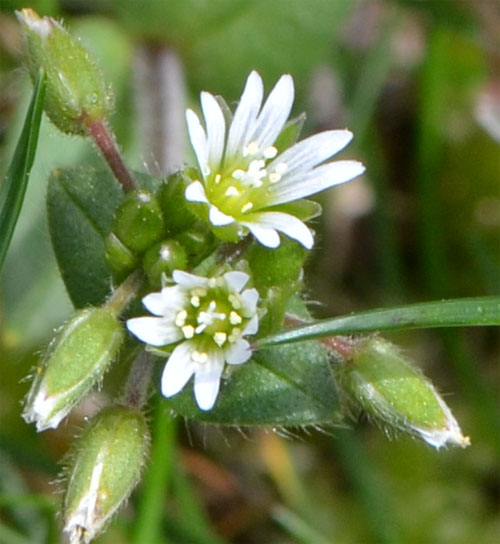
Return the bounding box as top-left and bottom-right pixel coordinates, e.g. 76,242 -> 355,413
143,239 -> 187,289
339,337 -> 470,449
63,406 -> 149,544
111,189 -> 165,254
23,308 -> 124,431
16,9 -> 113,135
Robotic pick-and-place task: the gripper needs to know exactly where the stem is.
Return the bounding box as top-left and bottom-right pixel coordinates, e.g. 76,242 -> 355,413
132,400 -> 176,544
104,270 -> 144,316
86,119 -> 136,192
121,351 -> 154,409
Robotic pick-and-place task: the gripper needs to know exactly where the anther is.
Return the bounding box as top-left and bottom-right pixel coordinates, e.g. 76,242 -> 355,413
213,332 -> 227,347
241,202 -> 253,213
182,325 -> 195,339
230,311 -> 242,325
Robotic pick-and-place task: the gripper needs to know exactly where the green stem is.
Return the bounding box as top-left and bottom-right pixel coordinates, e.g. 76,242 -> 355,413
132,401 -> 176,544
104,269 -> 144,317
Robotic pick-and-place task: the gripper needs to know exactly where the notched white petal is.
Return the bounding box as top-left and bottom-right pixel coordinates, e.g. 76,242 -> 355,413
249,212 -> 313,249
127,317 -> 182,346
142,287 -> 185,316
193,352 -> 225,410
172,270 -> 210,289
226,70 -> 264,160
201,91 -> 226,169
161,342 -> 197,397
209,205 -> 235,226
249,73 -> 294,149
240,288 -> 259,316
243,221 -> 281,248
269,160 -> 366,206
186,109 -> 210,176
185,180 -> 209,203
225,339 -> 252,365
223,271 -> 250,293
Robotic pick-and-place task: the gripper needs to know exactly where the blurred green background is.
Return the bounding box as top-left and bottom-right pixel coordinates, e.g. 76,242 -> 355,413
0,1 -> 498,543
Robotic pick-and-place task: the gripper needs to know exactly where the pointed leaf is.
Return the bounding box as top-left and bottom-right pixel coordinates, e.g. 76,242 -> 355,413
0,70 -> 46,272
257,297 -> 500,347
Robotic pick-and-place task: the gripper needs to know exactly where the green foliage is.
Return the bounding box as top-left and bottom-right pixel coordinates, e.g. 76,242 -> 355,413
0,70 -> 45,272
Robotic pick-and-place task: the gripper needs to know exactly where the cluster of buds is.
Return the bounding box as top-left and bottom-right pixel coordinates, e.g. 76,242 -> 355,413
16,9 -> 469,544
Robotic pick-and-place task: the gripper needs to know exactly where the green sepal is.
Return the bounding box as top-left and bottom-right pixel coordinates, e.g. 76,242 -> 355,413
23,308 -> 124,431
105,232 -> 138,284
16,9 -> 113,136
266,198 -> 322,222
336,336 -> 469,449
63,406 -> 150,543
274,113 -> 306,154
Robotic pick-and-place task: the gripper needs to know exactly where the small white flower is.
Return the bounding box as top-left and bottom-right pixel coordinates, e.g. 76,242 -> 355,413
185,70 -> 365,249
127,270 -> 259,410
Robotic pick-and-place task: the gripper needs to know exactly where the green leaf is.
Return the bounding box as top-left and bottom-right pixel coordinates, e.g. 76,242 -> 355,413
47,167 -> 163,308
47,167 -> 123,308
257,297 -> 500,347
164,338 -> 341,426
0,70 -> 46,272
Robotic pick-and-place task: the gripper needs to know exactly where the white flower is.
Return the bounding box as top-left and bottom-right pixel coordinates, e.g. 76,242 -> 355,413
185,70 -> 365,249
127,270 -> 259,410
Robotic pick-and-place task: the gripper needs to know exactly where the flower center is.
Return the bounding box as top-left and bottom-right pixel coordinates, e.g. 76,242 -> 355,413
175,281 -> 248,350
207,141 -> 288,218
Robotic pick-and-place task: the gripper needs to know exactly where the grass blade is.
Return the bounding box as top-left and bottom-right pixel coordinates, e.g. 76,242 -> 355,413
0,70 -> 46,272
257,296 -> 500,347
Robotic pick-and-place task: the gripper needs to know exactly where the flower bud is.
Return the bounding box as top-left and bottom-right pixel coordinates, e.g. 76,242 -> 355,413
142,239 -> 187,289
158,171 -> 197,235
111,189 -> 165,254
338,337 -> 470,449
23,308 -> 124,431
16,9 -> 113,135
63,406 -> 150,544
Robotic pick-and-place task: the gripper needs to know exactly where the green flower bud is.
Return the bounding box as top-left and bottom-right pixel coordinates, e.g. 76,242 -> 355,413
142,239 -> 187,289
174,226 -> 215,265
105,232 -> 137,284
23,308 -> 124,432
63,406 -> 150,544
16,9 -> 113,135
338,337 -> 470,449
158,171 -> 197,235
111,189 -> 165,254
248,238 -> 307,334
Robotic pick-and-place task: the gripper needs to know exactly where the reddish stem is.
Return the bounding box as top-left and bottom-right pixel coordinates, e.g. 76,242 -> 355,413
87,119 -> 136,192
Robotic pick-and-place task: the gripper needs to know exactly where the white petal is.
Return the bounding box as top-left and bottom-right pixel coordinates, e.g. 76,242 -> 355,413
186,109 -> 210,177
242,313 -> 259,336
161,342 -> 196,397
185,180 -> 209,203
249,74 -> 294,149
142,286 -> 185,316
209,205 -> 235,226
223,270 -> 249,293
193,351 -> 225,410
268,160 -> 366,206
225,339 -> 252,365
226,71 -> 264,160
201,92 -> 226,169
269,130 -> 353,179
127,316 -> 182,346
172,270 -> 209,289
240,288 -> 259,316
246,212 -> 313,249
242,221 -> 280,248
